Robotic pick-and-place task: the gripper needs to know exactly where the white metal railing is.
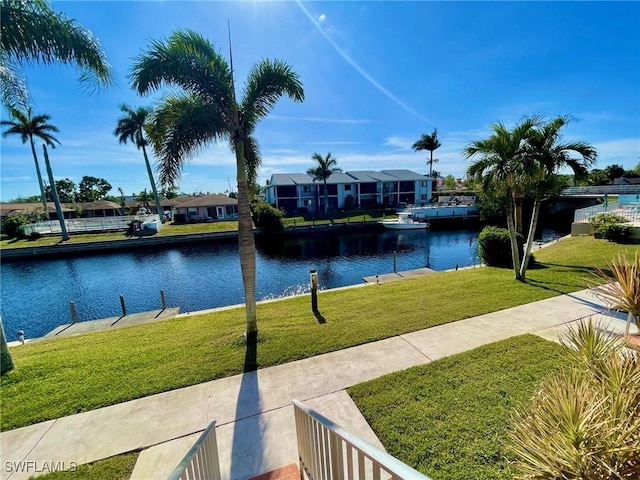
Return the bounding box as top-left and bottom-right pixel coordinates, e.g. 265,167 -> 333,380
562,185 -> 640,196
572,202 -> 640,224
293,400 -> 432,480
19,215 -> 160,235
168,422 -> 221,480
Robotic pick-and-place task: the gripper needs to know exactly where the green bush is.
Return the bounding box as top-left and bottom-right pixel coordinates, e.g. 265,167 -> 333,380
251,200 -> 284,233
595,223 -> 632,242
589,213 -> 626,229
1,214 -> 31,238
478,226 -> 523,267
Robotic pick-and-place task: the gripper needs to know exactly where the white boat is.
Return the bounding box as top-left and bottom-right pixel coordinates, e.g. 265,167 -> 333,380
380,212 -> 429,230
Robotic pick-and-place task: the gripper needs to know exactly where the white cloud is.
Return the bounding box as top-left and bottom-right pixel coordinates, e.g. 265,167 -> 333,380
318,13 -> 326,23
592,138 -> 640,170
269,115 -> 375,124
383,136 -> 414,150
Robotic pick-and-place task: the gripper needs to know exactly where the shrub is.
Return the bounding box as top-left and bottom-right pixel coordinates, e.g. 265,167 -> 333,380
251,200 -> 284,233
477,226 -> 523,267
595,222 -> 632,242
1,214 -> 31,238
589,213 -> 626,229
509,320 -> 640,478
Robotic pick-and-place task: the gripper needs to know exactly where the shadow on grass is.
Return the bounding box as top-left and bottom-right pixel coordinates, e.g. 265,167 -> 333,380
314,310 -> 326,324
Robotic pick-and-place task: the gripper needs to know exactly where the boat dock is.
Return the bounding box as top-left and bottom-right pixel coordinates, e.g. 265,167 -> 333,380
363,267 -> 437,284
44,307 -> 181,338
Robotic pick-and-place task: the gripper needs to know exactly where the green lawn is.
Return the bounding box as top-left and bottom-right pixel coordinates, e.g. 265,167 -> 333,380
1,236 -> 635,431
27,452 -> 138,480
349,335 -> 569,480
0,221 -> 239,249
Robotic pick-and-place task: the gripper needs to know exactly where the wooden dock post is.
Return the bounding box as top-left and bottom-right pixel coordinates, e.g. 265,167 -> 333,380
120,295 -> 127,316
393,251 -> 397,273
160,290 -> 166,310
69,301 -> 77,324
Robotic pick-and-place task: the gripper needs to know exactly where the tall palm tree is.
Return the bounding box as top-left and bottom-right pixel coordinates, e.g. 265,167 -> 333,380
1,106 -> 60,218
413,129 -> 441,179
0,0 -> 112,109
519,116 -> 596,278
307,152 -> 342,213
464,117 -> 538,281
131,29 -> 304,338
114,104 -> 164,221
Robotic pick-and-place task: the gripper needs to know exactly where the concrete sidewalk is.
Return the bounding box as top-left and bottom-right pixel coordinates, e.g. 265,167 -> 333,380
1,288 -> 636,480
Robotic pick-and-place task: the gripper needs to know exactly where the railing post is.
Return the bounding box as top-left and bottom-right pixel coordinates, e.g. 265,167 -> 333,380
70,301 -> 77,324
120,295 -> 127,316
393,251 -> 397,273
160,290 -> 166,310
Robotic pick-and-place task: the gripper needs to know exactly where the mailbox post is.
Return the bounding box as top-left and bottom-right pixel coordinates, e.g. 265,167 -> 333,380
310,269 -> 318,312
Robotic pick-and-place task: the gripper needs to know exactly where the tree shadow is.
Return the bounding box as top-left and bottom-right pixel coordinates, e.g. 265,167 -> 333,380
228,333 -> 264,479
314,310 -> 326,324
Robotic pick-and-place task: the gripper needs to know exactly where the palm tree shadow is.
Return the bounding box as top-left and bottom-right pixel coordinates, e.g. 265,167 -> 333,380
314,310 -> 326,324
229,334 -> 264,479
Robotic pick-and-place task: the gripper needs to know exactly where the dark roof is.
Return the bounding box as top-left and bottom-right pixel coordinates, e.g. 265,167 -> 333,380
0,202 -> 73,215
70,201 -> 122,210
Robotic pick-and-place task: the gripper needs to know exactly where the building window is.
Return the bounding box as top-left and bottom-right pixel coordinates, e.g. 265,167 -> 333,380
421,181 -> 427,187
421,194 -> 427,201
303,186 -> 312,193
344,184 -> 351,191
187,207 -> 198,214
305,199 -> 312,206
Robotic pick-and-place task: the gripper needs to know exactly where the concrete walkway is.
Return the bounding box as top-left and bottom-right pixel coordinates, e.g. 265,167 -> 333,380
1,288 -> 637,480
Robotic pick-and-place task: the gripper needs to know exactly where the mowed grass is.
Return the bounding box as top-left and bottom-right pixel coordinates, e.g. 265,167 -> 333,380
348,335 -> 569,480
0,221 -> 239,249
29,452 -> 138,480
1,236 -> 635,431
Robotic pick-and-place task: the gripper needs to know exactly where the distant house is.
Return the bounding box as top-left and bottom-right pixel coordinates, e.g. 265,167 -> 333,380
265,169 -> 432,214
0,202 -> 74,221
175,194 -> 238,221
72,201 -> 122,218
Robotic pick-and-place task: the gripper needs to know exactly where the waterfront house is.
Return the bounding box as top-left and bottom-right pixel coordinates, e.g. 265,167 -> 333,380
175,194 -> 239,222
0,202 -> 74,221
265,169 -> 432,213
74,201 -> 122,218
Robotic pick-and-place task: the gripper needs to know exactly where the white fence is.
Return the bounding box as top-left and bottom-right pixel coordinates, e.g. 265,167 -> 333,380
293,399 -> 432,480
562,185 -> 640,196
19,215 -> 160,236
167,422 -> 221,480
573,203 -> 640,224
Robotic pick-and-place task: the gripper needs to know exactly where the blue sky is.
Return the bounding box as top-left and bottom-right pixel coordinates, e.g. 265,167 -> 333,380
1,1 -> 639,201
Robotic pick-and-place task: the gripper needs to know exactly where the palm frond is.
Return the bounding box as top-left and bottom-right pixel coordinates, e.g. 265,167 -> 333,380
241,59 -> 304,129
149,93 -> 229,187
130,29 -> 234,115
1,0 -> 112,90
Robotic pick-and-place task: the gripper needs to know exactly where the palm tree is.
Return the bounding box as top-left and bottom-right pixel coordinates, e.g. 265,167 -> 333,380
464,117 -> 538,281
1,106 -> 60,218
114,104 -> 164,222
307,152 -> 342,213
519,116 -> 596,278
0,0 -> 112,109
413,129 -> 441,179
131,29 -> 304,338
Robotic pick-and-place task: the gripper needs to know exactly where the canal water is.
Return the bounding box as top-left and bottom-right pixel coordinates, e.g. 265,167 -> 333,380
0,226 -> 563,341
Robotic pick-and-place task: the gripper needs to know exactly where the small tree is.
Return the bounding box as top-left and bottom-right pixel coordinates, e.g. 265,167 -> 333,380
307,152 -> 341,213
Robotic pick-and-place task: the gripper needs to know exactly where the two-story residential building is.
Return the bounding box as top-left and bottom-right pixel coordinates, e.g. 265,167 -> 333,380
265,169 -> 432,214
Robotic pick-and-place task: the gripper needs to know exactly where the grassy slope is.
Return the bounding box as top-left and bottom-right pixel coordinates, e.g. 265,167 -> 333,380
1,237 -> 635,430
349,335 -> 568,480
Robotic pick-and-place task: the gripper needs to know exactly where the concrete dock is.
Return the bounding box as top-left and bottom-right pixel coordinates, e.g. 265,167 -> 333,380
363,267 -> 437,284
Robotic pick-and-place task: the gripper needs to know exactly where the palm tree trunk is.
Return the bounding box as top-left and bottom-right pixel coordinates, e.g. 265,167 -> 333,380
234,140 -> 257,338
429,150 -> 433,179
520,194 -> 542,279
42,145 -> 70,241
505,189 -> 522,281
323,179 -> 329,213
29,136 -> 49,219
514,196 -> 524,235
141,145 -> 164,223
